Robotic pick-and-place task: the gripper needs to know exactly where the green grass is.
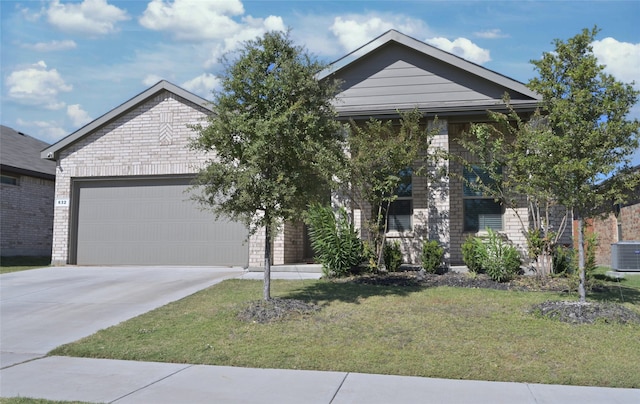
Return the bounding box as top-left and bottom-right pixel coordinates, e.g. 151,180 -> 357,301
593,266 -> 640,290
0,256 -> 50,274
50,278 -> 640,388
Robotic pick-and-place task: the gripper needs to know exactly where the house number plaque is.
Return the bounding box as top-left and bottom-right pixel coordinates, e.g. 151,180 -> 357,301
56,198 -> 70,208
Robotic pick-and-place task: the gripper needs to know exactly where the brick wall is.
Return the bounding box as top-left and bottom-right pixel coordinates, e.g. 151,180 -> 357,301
587,202 -> 640,267
385,119 -> 450,264
1,175 -> 55,256
621,203 -> 640,241
50,91 -> 233,265
446,122 -> 567,266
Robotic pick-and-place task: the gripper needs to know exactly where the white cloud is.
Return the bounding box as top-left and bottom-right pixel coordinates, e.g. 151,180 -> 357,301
203,15 -> 286,68
140,0 -> 244,41
5,61 -> 72,110
263,15 -> 285,32
143,74 -> 165,87
330,14 -> 428,52
139,0 -> 285,69
182,73 -> 221,98
23,40 -> 77,52
426,37 -> 491,64
67,104 -> 92,128
47,0 -> 130,35
16,118 -> 68,143
592,37 -> 640,88
474,29 -> 509,39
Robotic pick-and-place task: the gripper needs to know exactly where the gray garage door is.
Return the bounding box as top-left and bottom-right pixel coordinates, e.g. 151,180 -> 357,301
72,177 -> 248,266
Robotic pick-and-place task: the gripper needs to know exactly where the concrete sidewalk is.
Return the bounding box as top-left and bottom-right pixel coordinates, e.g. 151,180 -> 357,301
1,356 -> 638,403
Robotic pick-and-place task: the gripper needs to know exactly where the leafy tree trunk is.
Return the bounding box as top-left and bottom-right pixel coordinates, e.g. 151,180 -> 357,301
263,211 -> 272,301
188,31 -> 345,303
376,199 -> 392,270
577,215 -> 586,303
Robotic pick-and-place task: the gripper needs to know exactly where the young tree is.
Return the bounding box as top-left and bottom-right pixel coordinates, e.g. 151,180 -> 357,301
345,110 -> 441,269
528,26 -> 640,302
190,31 -> 345,300
458,104 -> 570,277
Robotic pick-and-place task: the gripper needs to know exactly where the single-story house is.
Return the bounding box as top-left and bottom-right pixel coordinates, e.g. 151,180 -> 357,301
42,30 -> 562,268
1,125 -> 56,257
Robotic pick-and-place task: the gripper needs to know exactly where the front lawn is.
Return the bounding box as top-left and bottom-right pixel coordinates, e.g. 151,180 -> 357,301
50,276 -> 640,388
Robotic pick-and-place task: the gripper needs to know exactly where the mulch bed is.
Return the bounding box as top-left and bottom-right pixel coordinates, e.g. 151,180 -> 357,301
530,300 -> 640,324
238,298 -> 320,324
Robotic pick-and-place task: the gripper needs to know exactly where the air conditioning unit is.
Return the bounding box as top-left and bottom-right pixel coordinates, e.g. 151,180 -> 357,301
611,241 -> 640,271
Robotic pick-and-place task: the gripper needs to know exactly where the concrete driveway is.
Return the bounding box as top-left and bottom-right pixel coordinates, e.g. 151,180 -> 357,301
0,266 -> 244,368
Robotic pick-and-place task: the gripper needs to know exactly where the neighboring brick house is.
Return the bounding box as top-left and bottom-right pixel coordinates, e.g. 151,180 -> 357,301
578,167 -> 640,267
1,125 -> 56,257
42,30 -> 561,268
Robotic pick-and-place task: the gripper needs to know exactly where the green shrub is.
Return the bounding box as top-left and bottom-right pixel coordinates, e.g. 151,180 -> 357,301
305,203 -> 362,277
461,236 -> 484,273
479,229 -> 522,282
421,240 -> 444,274
361,240 -> 378,273
552,245 -> 576,276
585,233 -> 598,277
383,241 -> 403,272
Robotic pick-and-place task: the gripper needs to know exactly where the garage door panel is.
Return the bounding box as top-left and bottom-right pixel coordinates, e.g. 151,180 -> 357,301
74,178 -> 248,266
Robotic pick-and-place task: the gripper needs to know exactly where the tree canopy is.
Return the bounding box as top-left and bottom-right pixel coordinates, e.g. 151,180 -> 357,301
190,30 -> 345,299
344,109 -> 441,268
528,26 -> 639,300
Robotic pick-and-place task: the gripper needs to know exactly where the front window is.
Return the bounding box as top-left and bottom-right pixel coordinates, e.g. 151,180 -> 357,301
387,169 -> 412,232
463,166 -> 503,231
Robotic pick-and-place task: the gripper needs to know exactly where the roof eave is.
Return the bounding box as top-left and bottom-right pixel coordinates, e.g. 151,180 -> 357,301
1,164 -> 55,181
334,100 -> 541,120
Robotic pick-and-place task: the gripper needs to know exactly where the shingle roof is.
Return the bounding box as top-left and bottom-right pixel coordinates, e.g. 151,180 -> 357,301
1,125 -> 55,179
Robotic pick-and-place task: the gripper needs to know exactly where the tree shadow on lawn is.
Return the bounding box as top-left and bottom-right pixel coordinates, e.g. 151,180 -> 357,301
282,279 -> 424,307
589,278 -> 640,305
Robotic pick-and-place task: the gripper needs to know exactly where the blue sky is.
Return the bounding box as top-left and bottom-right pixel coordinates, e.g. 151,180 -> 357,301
1,0 -> 639,164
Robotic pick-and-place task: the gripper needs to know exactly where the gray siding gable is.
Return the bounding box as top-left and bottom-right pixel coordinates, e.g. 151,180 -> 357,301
41,80 -> 211,161
320,30 -> 540,117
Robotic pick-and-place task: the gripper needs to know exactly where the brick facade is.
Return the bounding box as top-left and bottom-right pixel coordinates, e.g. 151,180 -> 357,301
1,175 -> 54,256
588,202 -> 640,267
383,119 -> 450,264
447,122 -> 570,266
50,90 -> 215,265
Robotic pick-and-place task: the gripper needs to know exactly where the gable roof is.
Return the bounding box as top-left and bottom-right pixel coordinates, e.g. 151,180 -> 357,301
41,80 -> 211,161
1,125 -> 55,180
319,30 -> 541,117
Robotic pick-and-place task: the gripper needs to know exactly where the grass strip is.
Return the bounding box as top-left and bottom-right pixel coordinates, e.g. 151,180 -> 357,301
0,256 -> 50,274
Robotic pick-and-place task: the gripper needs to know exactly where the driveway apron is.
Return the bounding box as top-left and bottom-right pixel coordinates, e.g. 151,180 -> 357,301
0,266 -> 243,368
